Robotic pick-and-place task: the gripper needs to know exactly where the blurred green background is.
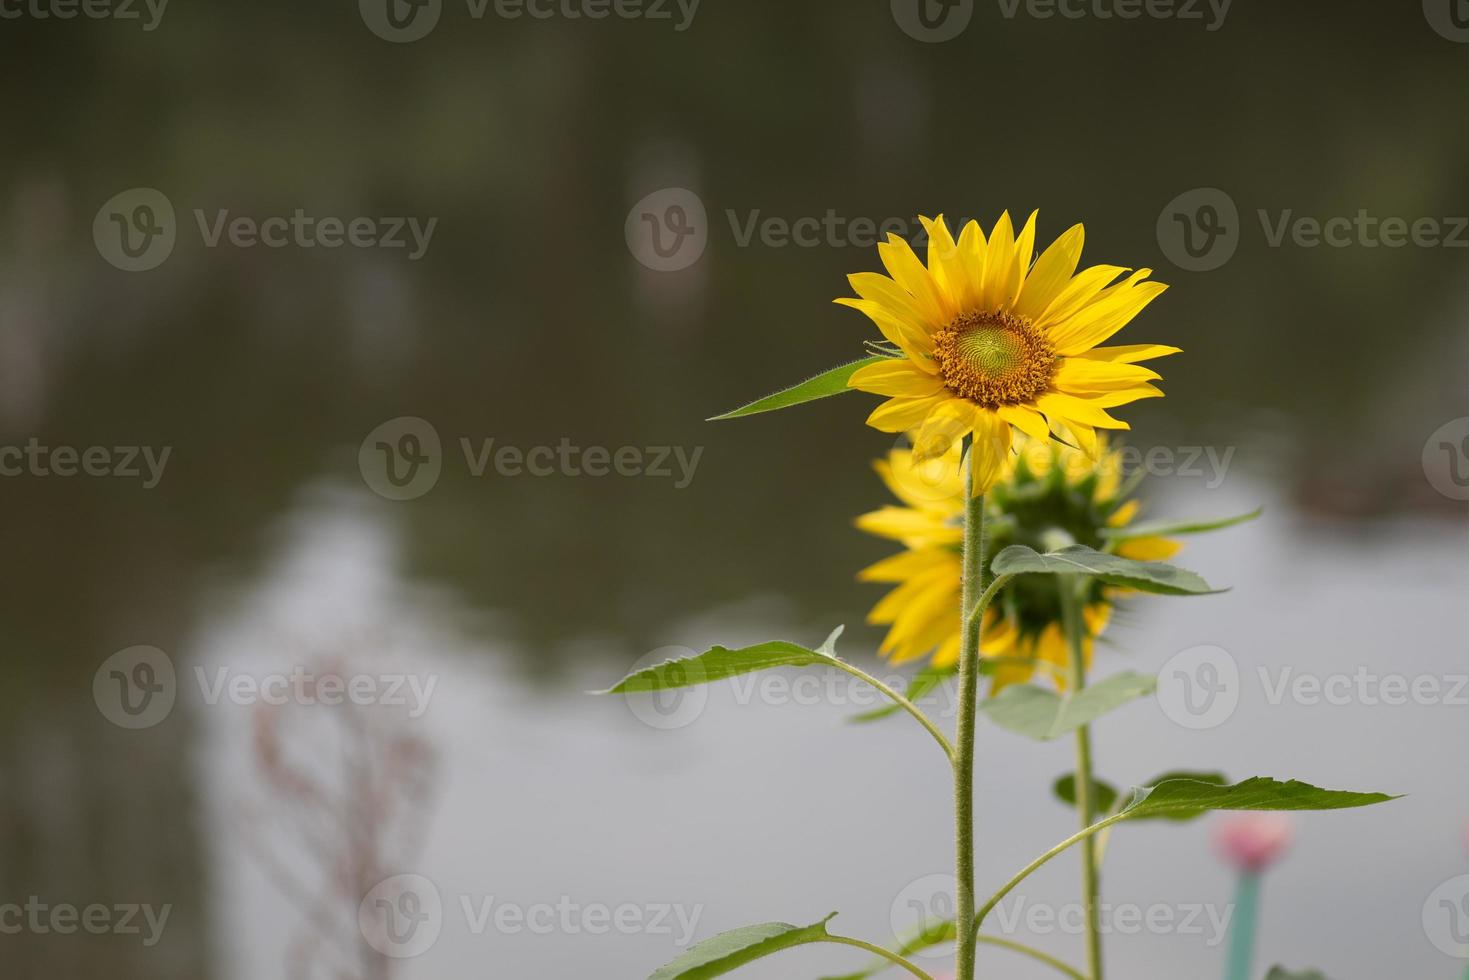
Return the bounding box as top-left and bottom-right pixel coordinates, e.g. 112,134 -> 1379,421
1,2 -> 1467,977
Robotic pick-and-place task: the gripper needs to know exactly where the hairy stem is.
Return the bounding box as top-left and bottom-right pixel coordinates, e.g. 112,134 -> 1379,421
1059,579 -> 1103,980
954,455 -> 987,980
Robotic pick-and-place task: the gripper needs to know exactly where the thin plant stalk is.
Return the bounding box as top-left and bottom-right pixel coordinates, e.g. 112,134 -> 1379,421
1059,578 -> 1104,980
954,450 -> 988,980
1222,871 -> 1259,980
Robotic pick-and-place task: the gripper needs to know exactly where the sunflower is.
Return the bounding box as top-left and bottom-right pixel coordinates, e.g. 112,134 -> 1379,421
856,435 -> 1179,692
840,212 -> 1176,491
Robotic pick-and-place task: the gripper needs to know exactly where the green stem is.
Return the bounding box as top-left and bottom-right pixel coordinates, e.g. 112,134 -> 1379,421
828,660 -> 954,761
822,936 -> 936,980
954,454 -> 987,980
974,812 -> 1129,934
1222,872 -> 1259,980
976,935 -> 1087,980
1059,579 -> 1103,980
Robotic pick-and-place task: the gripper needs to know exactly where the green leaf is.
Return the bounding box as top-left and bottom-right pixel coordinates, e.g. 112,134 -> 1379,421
1101,507 -> 1263,542
818,920 -> 955,980
1053,774 -> 1120,814
1120,771 -> 1227,820
991,544 -> 1220,596
1119,777 -> 1399,820
979,671 -> 1157,740
595,638 -> 836,696
708,355 -> 889,420
648,915 -> 839,980
1264,968 -> 1329,980
849,664 -> 953,724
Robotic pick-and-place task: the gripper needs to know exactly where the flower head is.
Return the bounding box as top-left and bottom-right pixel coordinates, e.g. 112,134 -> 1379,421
857,434 -> 1179,691
1213,813 -> 1294,873
840,213 -> 1176,491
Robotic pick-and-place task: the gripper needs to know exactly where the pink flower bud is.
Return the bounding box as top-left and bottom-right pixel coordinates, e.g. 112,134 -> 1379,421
1213,813 -> 1293,873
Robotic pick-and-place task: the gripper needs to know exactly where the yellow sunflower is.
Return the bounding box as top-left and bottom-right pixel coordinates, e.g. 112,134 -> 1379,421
839,212 -> 1177,491
857,435 -> 1180,692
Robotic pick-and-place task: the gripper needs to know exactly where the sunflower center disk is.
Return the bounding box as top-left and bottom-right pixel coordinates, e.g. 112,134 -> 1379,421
933,311 -> 1056,408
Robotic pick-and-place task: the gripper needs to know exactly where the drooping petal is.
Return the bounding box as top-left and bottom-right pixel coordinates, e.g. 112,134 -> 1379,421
855,505 -> 961,545
969,409 -> 1013,492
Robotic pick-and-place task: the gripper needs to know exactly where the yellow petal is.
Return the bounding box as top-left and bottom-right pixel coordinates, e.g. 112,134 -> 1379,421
1003,210 -> 1039,308
1117,536 -> 1181,561
878,235 -> 950,327
1050,272 -> 1169,356
849,358 -> 946,398
913,399 -> 979,463
1034,264 -> 1126,332
978,210 -> 1016,311
1052,358 -> 1162,396
1014,223 -> 1084,320
1107,498 -> 1141,528
865,394 -> 947,433
918,215 -> 966,318
996,403 -> 1051,443
834,297 -> 936,363
1037,392 -> 1131,431
847,272 -> 941,334
954,219 -> 987,311
931,633 -> 962,669
855,505 -> 961,545
1073,344 -> 1181,364
969,409 -> 1013,492
858,547 -> 954,582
